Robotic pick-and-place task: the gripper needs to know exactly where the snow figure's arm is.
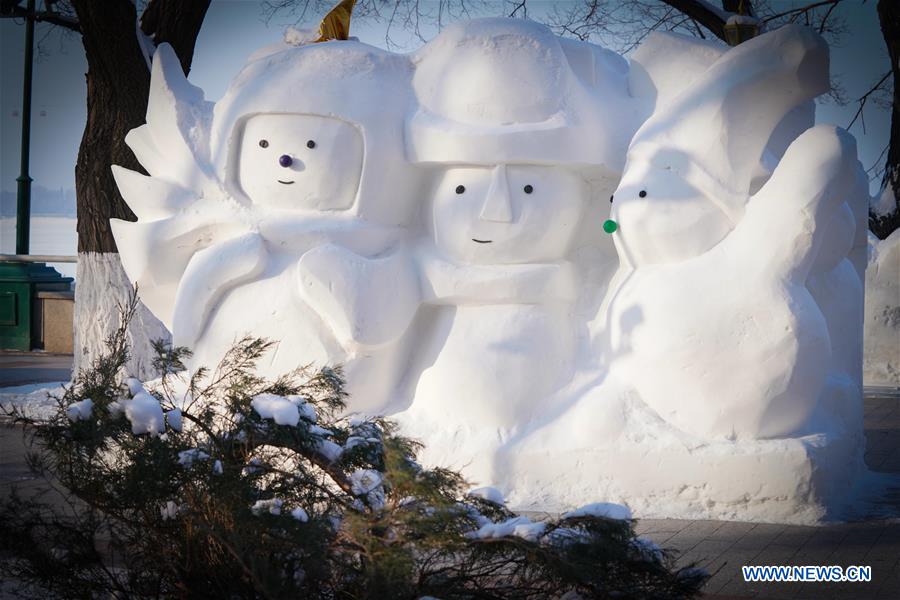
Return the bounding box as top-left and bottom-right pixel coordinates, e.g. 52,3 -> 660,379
612,25 -> 829,267
171,233 -> 267,351
110,213 -> 248,330
602,125 -> 859,440
111,43 -> 230,331
296,244 -> 421,348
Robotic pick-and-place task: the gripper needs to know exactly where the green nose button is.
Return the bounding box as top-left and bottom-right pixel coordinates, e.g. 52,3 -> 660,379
603,219 -> 618,234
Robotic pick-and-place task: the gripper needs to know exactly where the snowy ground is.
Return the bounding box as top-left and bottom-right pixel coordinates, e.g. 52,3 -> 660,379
0,216 -> 77,279
0,382 -> 67,421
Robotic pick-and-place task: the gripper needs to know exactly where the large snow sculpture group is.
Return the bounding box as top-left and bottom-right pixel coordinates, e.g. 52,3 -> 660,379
111,18 -> 869,523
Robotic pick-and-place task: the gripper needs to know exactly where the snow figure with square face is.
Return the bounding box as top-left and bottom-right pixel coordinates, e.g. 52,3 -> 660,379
394,18 -> 638,484
236,114 -> 362,211
111,38 -> 421,414
418,163 -> 585,420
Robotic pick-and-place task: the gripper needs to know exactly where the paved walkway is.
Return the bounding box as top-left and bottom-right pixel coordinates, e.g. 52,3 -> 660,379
1,354 -> 898,599
0,351 -> 73,387
636,388 -> 900,600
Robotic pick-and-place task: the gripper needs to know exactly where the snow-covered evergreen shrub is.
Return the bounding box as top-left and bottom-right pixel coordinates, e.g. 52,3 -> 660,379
1,294 -> 706,599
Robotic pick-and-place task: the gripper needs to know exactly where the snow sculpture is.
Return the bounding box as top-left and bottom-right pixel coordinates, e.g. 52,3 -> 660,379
865,231 -> 900,385
112,19 -> 869,524
392,20 -> 636,478
602,26 -> 864,439
112,40 -> 420,413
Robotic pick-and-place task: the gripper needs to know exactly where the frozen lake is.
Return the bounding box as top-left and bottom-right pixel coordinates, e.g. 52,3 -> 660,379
0,216 -> 77,279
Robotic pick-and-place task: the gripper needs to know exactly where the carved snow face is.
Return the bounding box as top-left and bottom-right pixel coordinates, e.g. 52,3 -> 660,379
432,165 -> 584,265
236,114 -> 363,211
610,163 -> 734,266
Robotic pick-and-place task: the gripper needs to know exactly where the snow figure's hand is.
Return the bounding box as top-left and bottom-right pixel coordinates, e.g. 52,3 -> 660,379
602,126 -> 860,440
297,244 -> 420,347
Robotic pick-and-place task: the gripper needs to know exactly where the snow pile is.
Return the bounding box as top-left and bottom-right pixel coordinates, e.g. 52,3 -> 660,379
251,498 -> 283,516
177,448 -> 210,468
316,439 -> 343,462
160,501 -> 179,520
563,502 -> 631,521
350,469 -> 385,509
467,516 -> 545,542
166,408 -> 183,432
123,391 -> 166,435
864,230 -> 900,385
290,507 -> 309,522
467,487 -> 505,505
65,398 -> 93,422
251,393 -> 300,426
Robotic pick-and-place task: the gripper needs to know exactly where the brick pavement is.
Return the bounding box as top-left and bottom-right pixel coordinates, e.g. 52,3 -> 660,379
634,387 -> 900,599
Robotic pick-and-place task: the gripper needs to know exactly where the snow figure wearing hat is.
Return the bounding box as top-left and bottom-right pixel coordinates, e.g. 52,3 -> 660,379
111,36 -> 421,414
595,25 -> 869,441
383,18 -> 640,483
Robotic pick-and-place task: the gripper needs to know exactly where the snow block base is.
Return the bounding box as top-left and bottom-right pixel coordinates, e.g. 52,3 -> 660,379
503,407 -> 866,525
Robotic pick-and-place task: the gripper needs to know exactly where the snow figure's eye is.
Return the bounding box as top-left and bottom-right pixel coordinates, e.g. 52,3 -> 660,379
455,185 -> 465,194
523,185 -> 534,194
259,139 -> 269,148
639,190 -> 647,198
279,154 -> 293,167
610,195 -> 614,203
306,140 -> 316,149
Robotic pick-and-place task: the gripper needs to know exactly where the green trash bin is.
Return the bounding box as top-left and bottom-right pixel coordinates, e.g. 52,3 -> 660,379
0,261 -> 73,351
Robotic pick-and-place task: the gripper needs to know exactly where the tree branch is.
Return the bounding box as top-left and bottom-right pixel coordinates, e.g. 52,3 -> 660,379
660,0 -> 728,41
4,5 -> 81,32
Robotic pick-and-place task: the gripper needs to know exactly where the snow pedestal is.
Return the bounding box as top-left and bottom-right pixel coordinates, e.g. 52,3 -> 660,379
502,402 -> 867,525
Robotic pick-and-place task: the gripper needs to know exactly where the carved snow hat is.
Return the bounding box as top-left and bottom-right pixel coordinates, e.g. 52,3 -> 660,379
624,25 -> 829,224
210,40 -> 418,226
406,18 -> 637,174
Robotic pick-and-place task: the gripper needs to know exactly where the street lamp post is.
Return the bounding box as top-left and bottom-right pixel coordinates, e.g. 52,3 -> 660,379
0,0 -> 73,351
15,0 -> 35,255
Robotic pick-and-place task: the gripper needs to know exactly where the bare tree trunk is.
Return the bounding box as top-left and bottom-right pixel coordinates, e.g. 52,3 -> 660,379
70,0 -> 210,378
873,0 -> 900,239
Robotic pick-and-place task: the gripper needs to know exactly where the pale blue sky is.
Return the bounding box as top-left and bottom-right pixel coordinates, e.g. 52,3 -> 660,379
0,0 -> 891,198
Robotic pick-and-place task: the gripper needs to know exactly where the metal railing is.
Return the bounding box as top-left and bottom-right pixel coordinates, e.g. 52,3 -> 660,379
0,254 -> 77,263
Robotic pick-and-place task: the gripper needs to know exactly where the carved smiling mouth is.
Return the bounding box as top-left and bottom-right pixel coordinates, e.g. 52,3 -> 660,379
277,180 -> 295,185
472,239 -> 492,244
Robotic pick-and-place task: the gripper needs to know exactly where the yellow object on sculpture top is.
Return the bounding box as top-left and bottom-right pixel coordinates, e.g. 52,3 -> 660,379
316,0 -> 356,42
